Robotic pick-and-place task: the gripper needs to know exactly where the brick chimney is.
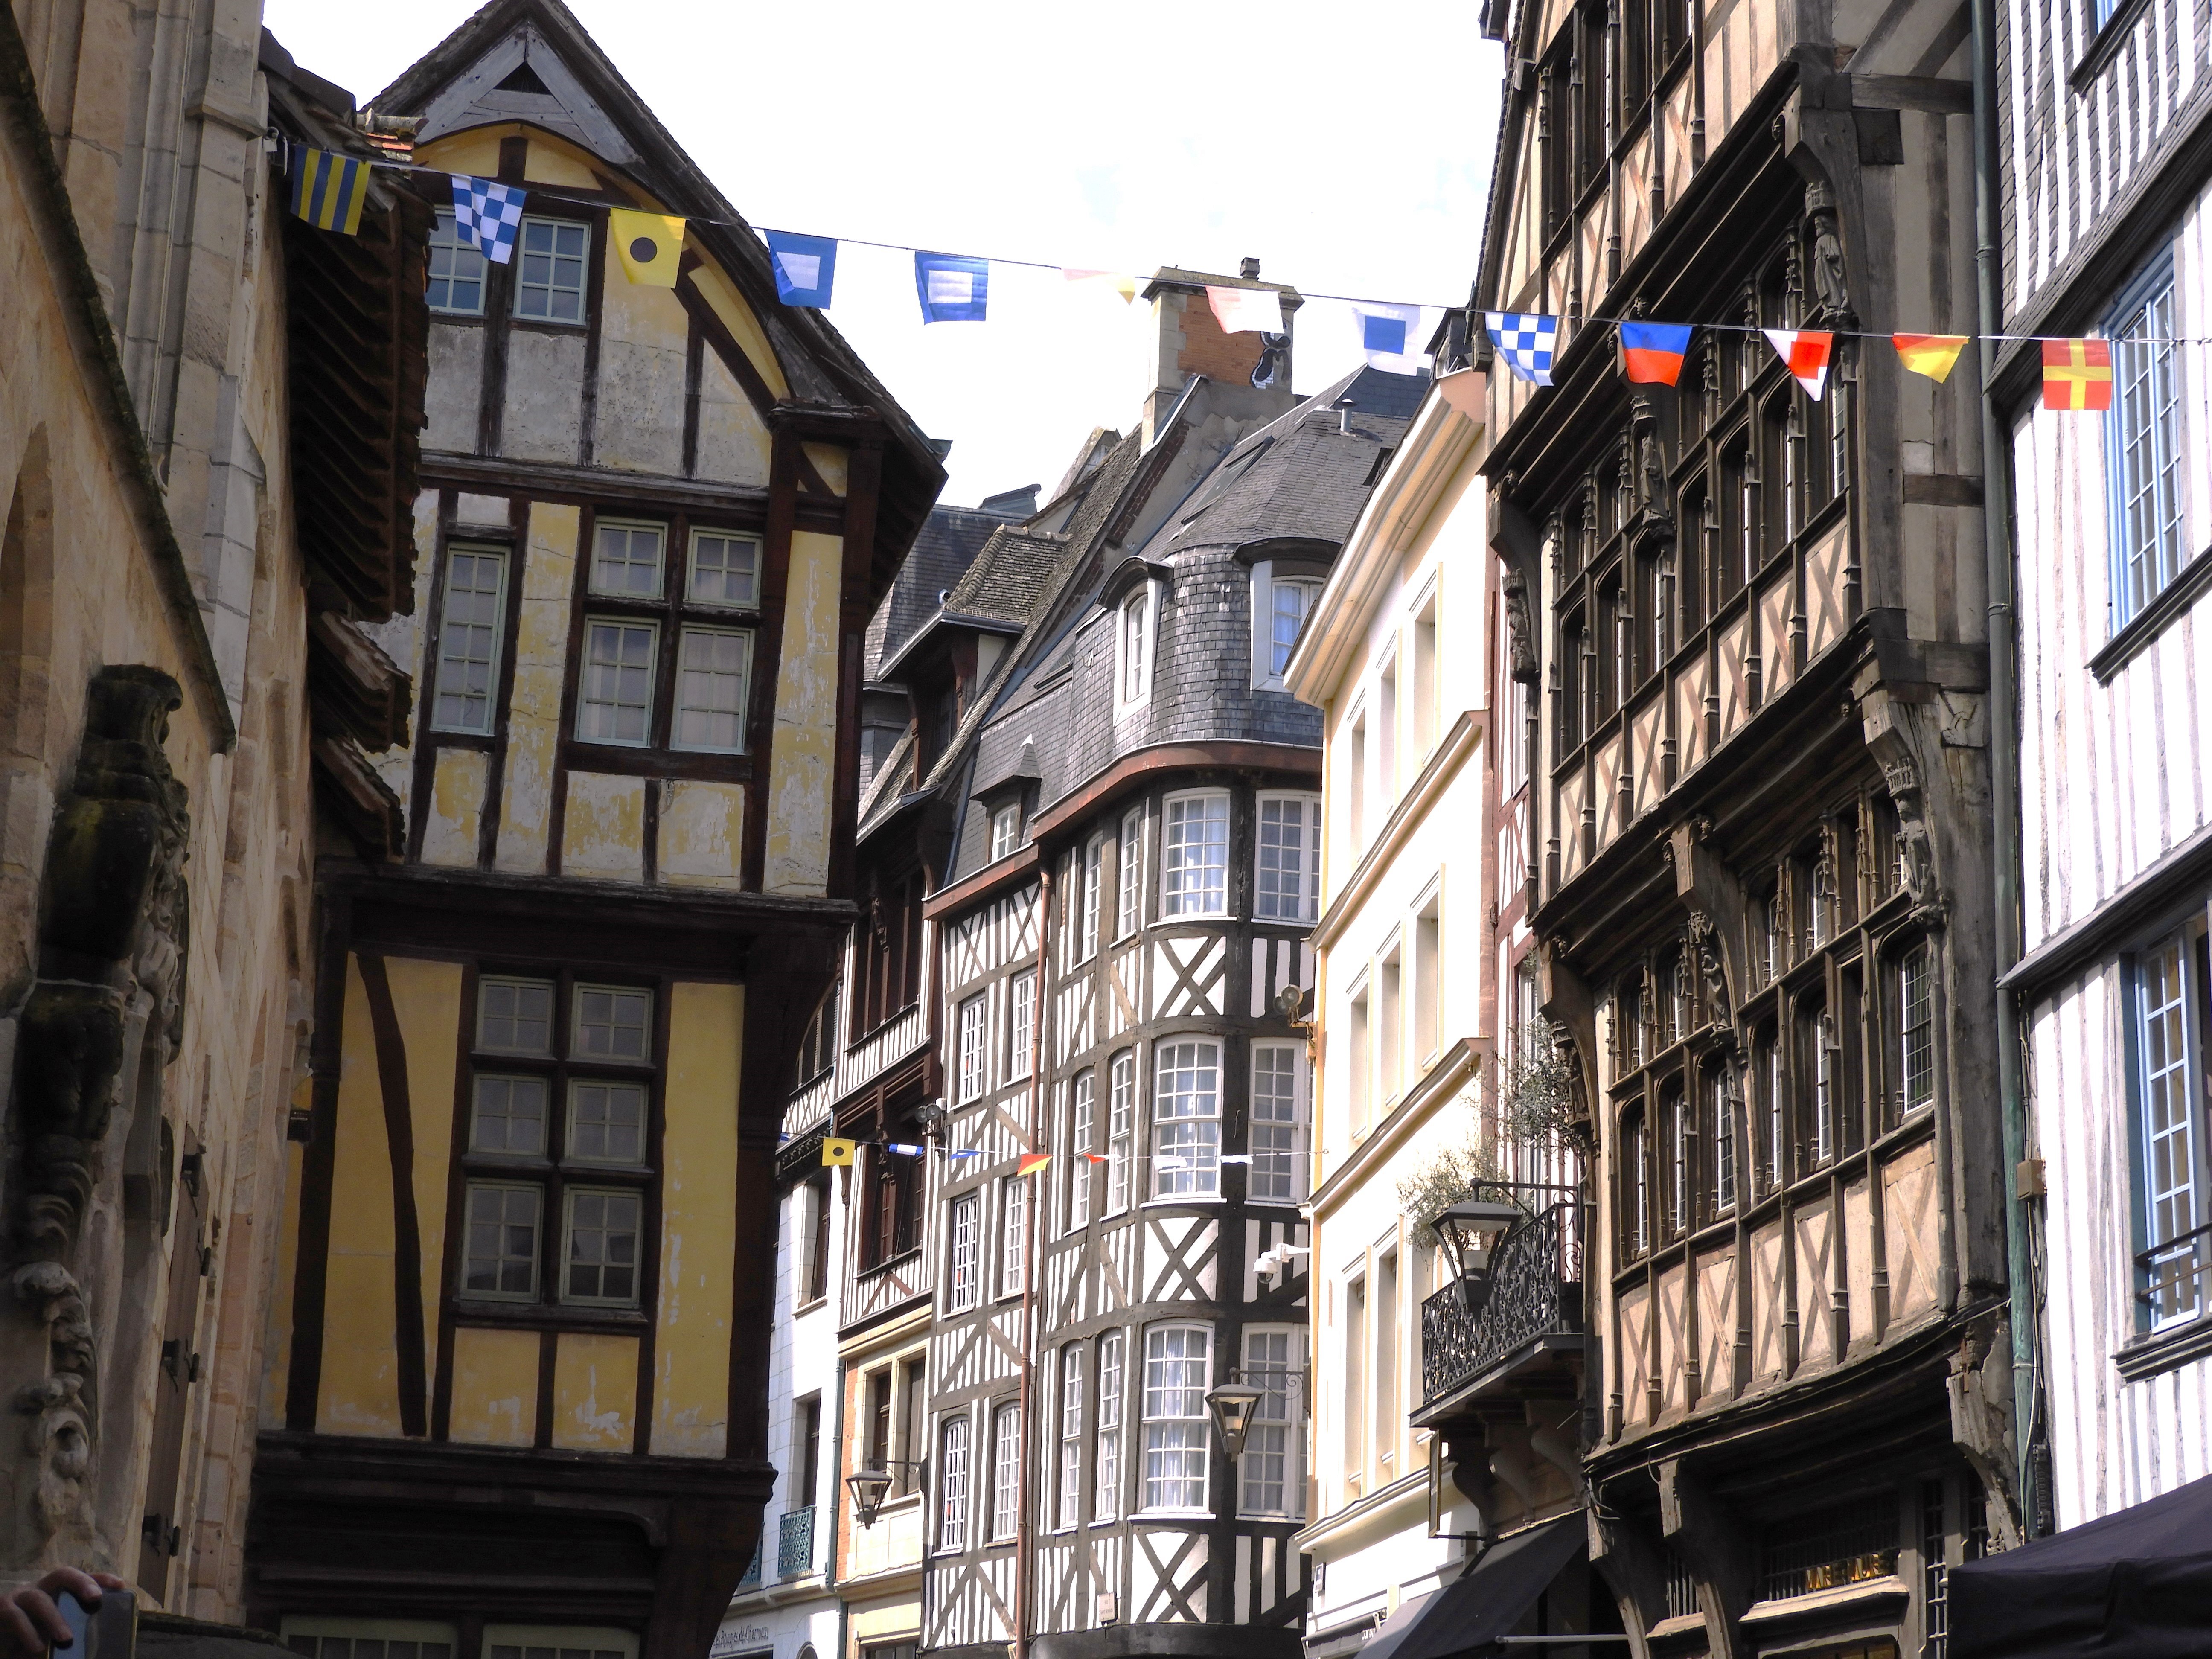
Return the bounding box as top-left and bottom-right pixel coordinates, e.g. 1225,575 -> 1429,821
1138,257 -> 1301,443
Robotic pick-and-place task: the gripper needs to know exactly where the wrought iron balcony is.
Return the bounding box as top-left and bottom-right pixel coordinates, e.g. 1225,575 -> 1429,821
777,1504 -> 817,1578
1420,1203 -> 1584,1409
737,1540 -> 762,1592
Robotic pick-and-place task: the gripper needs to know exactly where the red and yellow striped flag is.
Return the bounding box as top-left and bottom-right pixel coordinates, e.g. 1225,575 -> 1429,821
1018,1151 -> 1051,1176
1893,334 -> 1969,383
2042,338 -> 2113,410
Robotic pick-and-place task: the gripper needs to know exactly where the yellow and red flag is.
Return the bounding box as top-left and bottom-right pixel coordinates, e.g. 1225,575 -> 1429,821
2042,338 -> 2113,410
1894,334 -> 1969,383
1018,1151 -> 1052,1176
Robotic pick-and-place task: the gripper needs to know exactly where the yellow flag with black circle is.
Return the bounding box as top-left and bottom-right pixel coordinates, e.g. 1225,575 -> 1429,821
821,1136 -> 856,1167
611,208 -> 685,286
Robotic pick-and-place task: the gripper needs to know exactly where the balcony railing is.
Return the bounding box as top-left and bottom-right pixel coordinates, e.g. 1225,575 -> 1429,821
777,1505 -> 817,1578
737,1541 -> 762,1592
1420,1205 -> 1583,1407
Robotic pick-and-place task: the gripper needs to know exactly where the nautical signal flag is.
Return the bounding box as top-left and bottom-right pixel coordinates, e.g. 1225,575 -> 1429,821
766,230 -> 838,307
887,1142 -> 926,1158
1487,312 -> 1561,385
1018,1152 -> 1052,1176
1354,302 -> 1433,374
917,252 -> 990,322
1620,321 -> 1692,385
2043,338 -> 2114,410
1207,284 -> 1285,335
1064,268 -> 1140,303
821,1137 -> 857,1167
288,144 -> 368,235
450,175 -> 525,263
612,209 -> 685,285
1894,334 -> 1968,384
1765,329 -> 1834,400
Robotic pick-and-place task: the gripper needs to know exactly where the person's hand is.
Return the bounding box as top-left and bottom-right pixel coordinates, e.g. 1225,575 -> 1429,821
0,1571 -> 128,1659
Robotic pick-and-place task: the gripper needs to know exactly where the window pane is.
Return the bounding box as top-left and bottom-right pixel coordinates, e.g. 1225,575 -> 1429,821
1068,1072 -> 1095,1230
1270,579 -> 1315,676
578,620 -> 657,745
673,627 -> 751,752
1057,1346 -> 1084,1530
434,549 -> 506,733
574,985 -> 653,1060
1255,797 -> 1318,922
1141,1326 -> 1210,1511
478,978 -> 554,1054
1250,1045 -> 1300,1202
592,522 -> 664,597
689,531 -> 760,607
515,218 -> 588,322
949,1193 -> 981,1310
1161,794 -> 1229,917
991,1404 -> 1021,1540
568,1080 -> 647,1164
463,1183 -> 541,1296
999,1175 -> 1026,1296
2140,937 -> 2204,1327
471,1074 -> 549,1155
957,995 -> 987,1101
1153,1040 -> 1221,1196
1108,1053 -> 1135,1212
1901,946 -> 1936,1112
1008,973 -> 1036,1080
1118,810 -> 1144,935
564,1190 -> 642,1304
2115,282 -> 2186,623
428,210 -> 487,315
1095,1330 -> 1123,1522
939,1415 -> 970,1549
1240,1328 -> 1297,1515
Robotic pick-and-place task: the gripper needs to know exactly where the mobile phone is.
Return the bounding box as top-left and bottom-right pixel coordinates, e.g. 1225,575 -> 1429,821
50,1592 -> 90,1658
49,1589 -> 132,1659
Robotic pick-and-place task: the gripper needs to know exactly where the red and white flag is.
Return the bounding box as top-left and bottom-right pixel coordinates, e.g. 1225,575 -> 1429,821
1764,329 -> 1835,400
1208,284 -> 1285,335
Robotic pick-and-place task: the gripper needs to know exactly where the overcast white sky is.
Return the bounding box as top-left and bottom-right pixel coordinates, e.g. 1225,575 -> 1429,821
265,0 -> 1505,508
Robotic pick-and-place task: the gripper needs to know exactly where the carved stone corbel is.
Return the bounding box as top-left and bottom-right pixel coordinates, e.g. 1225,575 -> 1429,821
1667,818 -> 1747,1026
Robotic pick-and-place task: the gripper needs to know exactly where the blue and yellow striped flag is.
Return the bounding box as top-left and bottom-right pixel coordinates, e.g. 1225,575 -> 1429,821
288,143 -> 368,235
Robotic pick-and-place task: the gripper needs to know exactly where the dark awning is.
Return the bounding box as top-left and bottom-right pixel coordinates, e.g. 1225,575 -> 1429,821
1360,1516 -> 1586,1659
1951,1471 -> 2212,1659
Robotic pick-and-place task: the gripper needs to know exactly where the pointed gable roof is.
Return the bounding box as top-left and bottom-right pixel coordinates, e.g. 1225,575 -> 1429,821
372,0 -> 945,600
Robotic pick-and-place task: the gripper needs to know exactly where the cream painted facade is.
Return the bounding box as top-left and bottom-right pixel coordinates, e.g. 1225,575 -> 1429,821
1285,380 -> 1501,1650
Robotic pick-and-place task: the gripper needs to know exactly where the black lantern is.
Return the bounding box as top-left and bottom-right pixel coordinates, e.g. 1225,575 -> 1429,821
847,1466 -> 894,1527
1205,1381 -> 1266,1460
1431,1196 -> 1525,1313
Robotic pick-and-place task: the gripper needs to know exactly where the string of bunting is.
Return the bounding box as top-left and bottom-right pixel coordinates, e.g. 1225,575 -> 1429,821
785,1132 -> 1265,1174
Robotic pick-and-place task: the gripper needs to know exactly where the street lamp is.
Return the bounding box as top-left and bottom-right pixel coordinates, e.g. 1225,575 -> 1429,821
1205,1380 -> 1266,1461
1430,1196 -> 1526,1314
846,1460 -> 926,1528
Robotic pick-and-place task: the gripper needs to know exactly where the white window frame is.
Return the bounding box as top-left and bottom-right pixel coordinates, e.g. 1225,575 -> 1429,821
998,1174 -> 1026,1298
1107,1050 -> 1137,1214
1117,808 -> 1145,937
1115,582 -> 1156,713
955,993 -> 988,1102
687,527 -> 762,609
460,1180 -> 541,1301
1067,1071 -> 1095,1232
671,625 -> 752,754
427,210 -> 488,317
2107,256 -> 2187,630
937,1413 -> 971,1551
1081,834 -> 1104,960
1151,1038 -> 1222,1199
1094,1329 -> 1124,1523
573,984 -> 653,1060
1252,562 -> 1323,690
1254,792 -> 1322,924
1899,942 -> 1936,1115
990,803 -> 1022,861
1056,1345 -> 1084,1531
559,1186 -> 643,1308
1007,972 -> 1036,1083
2134,923 -> 2208,1331
1139,1324 -> 1212,1514
990,1400 -> 1022,1541
590,519 -> 666,599
564,1077 -> 647,1166
576,617 -> 659,748
947,1192 -> 981,1312
512,216 -> 591,325
1238,1325 -> 1303,1519
1160,790 -> 1231,918
1248,1042 -> 1306,1205
477,975 -> 555,1055
431,546 -> 508,735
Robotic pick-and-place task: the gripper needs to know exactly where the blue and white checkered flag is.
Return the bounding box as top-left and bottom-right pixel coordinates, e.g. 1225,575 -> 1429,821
450,174 -> 527,265
1485,311 -> 1560,386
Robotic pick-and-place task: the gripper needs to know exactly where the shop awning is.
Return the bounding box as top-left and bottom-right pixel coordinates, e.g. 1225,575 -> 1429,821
1359,1516 -> 1587,1659
1951,1471 -> 2212,1659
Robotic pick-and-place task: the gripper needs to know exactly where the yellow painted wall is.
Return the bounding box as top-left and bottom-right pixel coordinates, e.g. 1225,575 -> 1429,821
800,442 -> 849,496
692,349 -> 771,487
381,957 -> 463,1386
552,1332 -> 638,1451
651,981 -> 741,1457
763,528 -> 845,896
594,234 -> 692,476
420,748 -> 486,867
686,261 -> 791,402
658,780 -> 745,888
561,771 -> 647,881
496,502 -> 579,873
447,1327 -> 541,1447
317,959 -> 402,1435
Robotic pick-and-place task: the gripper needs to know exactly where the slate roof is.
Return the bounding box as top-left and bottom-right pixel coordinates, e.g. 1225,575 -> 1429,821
864,502 -> 1015,679
943,528 -> 1071,628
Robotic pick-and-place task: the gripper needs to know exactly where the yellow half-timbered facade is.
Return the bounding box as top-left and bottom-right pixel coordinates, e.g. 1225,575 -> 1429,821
247,7 -> 942,1659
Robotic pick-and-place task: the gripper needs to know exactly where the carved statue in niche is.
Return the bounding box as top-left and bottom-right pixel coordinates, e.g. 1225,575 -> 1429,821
1502,563 -> 1539,684
1687,910 -> 1733,1032
1805,180 -> 1850,317
1880,752 -> 1942,921
7,666 -> 191,1571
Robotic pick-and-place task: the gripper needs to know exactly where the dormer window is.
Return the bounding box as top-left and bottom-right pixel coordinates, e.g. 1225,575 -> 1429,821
1117,585 -> 1155,712
990,802 -> 1023,860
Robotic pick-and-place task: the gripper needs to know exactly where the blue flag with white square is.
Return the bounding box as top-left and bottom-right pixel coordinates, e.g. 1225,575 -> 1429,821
1485,311 -> 1561,386
449,174 -> 526,264
1353,302 -> 1437,374
914,251 -> 989,323
765,230 -> 838,307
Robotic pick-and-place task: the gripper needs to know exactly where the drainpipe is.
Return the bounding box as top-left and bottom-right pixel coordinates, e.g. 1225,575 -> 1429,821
1970,0 -> 2045,1537
1013,864 -> 1054,1659
828,1353 -> 848,1657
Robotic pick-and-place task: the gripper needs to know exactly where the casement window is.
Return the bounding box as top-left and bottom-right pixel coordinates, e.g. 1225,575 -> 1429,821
1067,1071 -> 1095,1231
2133,924 -> 2209,1330
514,218 -> 590,323
937,1414 -> 971,1550
427,211 -> 487,315
459,978 -> 654,1310
2109,260 -> 2186,628
1116,585 -> 1155,711
955,994 -> 988,1102
947,1192 -> 981,1311
990,1402 -> 1022,1541
990,803 -> 1022,861
795,1395 -> 823,1508
1239,1327 -> 1301,1518
1081,835 -> 1104,959
687,529 -> 760,608
1056,1345 -> 1084,1530
282,1618 -> 459,1659
672,626 -> 751,752
1094,1330 -> 1124,1522
1153,1039 -> 1222,1197
1254,794 -> 1322,923
431,547 -> 507,733
592,521 -> 665,597
999,1175 -> 1026,1297
801,1174 -> 831,1304
1755,1030 -> 1785,1193
1161,791 -> 1230,917
1117,808 -> 1145,935
1622,1110 -> 1650,1257
860,1139 -> 922,1270
1140,1324 -> 1211,1512
1007,972 -> 1036,1082
1254,567 -> 1322,688
1661,1088 -> 1688,1240
1803,1002 -> 1834,1166
1899,943 -> 1936,1115
1107,1051 -> 1136,1213
1709,1069 -> 1737,1216
1249,1043 -> 1304,1204
576,619 -> 658,746
898,1361 -> 928,1494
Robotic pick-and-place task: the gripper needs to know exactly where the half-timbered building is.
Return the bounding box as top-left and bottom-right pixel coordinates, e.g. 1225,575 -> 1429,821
1469,0 -> 2024,1646
1996,0 -> 2212,1540
246,8 -> 941,1659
